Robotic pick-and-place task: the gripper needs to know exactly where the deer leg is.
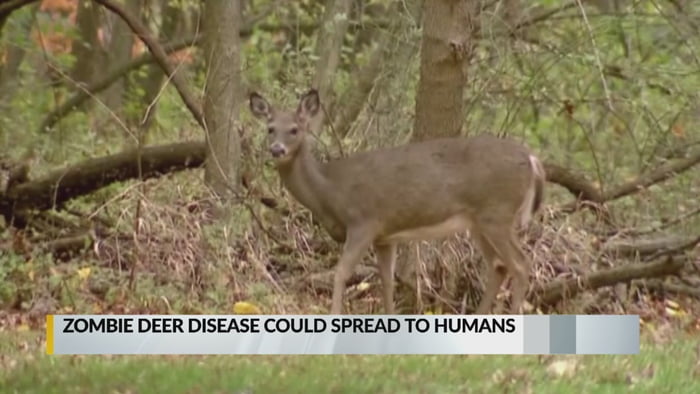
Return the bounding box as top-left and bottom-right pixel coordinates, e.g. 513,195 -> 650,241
331,228 -> 376,314
507,232 -> 532,314
475,264 -> 508,315
375,242 -> 397,314
473,233 -> 507,315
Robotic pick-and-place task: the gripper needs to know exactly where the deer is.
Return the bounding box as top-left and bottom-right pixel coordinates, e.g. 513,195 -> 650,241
248,89 -> 546,315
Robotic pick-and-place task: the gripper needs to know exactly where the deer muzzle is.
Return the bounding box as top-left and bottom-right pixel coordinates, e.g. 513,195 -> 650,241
269,143 -> 287,158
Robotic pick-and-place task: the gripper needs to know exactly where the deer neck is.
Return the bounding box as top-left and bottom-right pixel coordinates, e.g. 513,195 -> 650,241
277,140 -> 335,223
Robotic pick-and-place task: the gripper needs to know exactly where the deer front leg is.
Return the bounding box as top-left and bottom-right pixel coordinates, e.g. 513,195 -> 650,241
331,227 -> 376,314
375,242 -> 397,314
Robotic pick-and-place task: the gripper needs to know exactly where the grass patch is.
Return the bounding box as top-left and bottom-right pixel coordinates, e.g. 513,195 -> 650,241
0,330 -> 698,393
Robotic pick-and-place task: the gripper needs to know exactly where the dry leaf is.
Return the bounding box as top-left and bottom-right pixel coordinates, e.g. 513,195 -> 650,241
77,267 -> 91,280
233,301 -> 262,315
671,123 -> 685,138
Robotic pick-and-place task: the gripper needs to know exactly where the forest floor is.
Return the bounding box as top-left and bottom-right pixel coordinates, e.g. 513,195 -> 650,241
1,326 -> 699,394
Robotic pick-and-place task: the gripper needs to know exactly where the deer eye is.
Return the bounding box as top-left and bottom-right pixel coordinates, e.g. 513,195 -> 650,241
267,127 -> 274,134
290,128 -> 298,135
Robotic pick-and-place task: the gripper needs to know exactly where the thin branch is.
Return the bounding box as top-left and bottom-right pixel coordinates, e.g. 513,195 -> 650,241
512,1 -> 578,31
574,0 -> 613,111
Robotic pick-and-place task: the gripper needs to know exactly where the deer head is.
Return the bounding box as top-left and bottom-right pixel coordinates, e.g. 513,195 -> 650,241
249,89 -> 320,166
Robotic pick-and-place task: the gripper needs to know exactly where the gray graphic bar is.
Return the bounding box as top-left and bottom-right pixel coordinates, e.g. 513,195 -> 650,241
550,315 -> 576,354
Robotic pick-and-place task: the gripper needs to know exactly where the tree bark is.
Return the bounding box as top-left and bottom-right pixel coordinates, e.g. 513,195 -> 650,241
202,0 -> 243,199
412,0 -> 480,141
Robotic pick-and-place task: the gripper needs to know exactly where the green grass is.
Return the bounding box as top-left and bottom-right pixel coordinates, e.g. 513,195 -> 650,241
0,331 -> 698,394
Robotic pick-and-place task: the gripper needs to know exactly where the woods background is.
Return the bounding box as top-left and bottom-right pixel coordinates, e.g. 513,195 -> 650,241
1,0 -> 699,325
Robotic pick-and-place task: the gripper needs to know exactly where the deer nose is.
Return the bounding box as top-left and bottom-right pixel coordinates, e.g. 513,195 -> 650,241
269,143 -> 287,158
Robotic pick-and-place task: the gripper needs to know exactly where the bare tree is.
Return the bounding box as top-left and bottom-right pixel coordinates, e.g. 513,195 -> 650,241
202,0 -> 243,199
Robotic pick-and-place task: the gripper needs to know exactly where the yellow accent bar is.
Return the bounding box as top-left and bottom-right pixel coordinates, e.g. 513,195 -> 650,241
46,315 -> 54,355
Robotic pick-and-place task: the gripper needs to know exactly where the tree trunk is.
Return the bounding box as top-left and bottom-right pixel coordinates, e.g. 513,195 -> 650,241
70,0 -> 103,86
0,4 -> 36,113
101,0 -> 140,119
310,0 -> 353,132
202,0 -> 242,199
412,0 -> 480,141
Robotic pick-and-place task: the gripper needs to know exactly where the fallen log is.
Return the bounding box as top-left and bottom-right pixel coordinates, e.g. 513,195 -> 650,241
642,278 -> 700,300
534,256 -> 686,307
0,141 -> 205,223
601,234 -> 699,258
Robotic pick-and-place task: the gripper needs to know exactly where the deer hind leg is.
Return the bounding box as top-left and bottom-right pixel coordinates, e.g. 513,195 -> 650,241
374,242 -> 397,314
331,226 -> 377,314
474,214 -> 533,315
472,232 -> 508,315
506,230 -> 532,314
481,228 -> 532,314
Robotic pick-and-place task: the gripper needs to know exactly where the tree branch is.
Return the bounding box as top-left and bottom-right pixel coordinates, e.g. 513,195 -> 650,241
93,0 -> 204,129
542,146 -> 700,212
542,162 -> 603,202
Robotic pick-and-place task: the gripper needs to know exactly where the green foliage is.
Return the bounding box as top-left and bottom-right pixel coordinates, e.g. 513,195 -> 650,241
0,250 -> 32,309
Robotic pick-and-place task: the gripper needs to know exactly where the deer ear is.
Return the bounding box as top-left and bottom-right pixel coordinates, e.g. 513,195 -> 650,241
249,92 -> 272,120
297,89 -> 320,119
